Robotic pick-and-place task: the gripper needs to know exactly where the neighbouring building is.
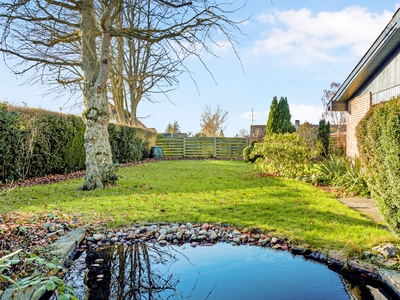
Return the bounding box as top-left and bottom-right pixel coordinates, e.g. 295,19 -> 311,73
329,8 -> 400,157
249,125 -> 266,141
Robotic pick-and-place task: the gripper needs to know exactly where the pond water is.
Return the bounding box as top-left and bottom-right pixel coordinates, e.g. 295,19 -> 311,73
64,243 -> 392,300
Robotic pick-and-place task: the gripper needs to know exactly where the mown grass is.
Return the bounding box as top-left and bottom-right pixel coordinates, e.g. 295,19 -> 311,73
0,160 -> 396,256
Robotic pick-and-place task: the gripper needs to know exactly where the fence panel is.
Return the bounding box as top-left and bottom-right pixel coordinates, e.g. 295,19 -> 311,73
156,138 -> 184,157
156,137 -> 248,158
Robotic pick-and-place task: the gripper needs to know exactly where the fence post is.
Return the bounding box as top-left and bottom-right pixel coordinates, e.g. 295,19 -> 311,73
214,138 -> 217,158
183,137 -> 186,158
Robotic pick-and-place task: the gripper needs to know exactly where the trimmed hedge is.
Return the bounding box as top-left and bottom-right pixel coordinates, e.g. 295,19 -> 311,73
0,104 -> 156,184
108,123 -> 143,164
0,103 -> 23,182
356,97 -> 400,236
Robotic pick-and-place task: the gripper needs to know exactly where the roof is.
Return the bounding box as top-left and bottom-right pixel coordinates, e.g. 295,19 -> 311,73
330,8 -> 400,105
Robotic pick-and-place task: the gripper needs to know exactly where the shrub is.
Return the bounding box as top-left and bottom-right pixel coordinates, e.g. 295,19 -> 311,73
314,156 -> 369,196
316,119 -> 330,157
251,133 -> 311,178
334,157 -> 369,197
356,97 -> 400,236
314,156 -> 345,185
243,141 -> 258,162
297,122 -> 317,152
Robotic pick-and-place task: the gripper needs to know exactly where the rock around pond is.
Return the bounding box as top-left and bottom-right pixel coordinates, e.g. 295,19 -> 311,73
66,241 -> 396,299
62,222 -> 400,299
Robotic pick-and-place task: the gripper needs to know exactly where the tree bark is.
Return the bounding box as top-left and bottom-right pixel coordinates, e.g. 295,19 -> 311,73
81,0 -> 115,190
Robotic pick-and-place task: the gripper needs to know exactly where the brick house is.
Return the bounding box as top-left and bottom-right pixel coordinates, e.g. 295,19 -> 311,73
330,8 -> 400,157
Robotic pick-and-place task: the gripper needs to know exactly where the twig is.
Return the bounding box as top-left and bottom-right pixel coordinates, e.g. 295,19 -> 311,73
0,249 -> 23,261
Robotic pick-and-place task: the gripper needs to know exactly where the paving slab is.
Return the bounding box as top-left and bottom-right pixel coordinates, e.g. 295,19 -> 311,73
47,228 -> 86,263
338,197 -> 383,223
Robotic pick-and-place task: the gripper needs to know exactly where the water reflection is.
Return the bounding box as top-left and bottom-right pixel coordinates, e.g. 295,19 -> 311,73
65,243 -> 392,300
84,243 -> 180,299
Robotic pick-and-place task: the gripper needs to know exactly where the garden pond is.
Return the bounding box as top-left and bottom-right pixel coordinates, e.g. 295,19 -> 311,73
63,242 -> 396,299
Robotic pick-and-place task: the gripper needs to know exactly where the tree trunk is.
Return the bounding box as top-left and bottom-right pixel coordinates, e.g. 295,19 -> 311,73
81,0 -> 115,190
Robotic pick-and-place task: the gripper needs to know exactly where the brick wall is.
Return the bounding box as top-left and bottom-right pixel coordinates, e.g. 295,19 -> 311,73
347,92 -> 371,157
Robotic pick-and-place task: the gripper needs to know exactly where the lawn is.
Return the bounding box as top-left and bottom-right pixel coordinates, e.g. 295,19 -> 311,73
0,160 -> 396,256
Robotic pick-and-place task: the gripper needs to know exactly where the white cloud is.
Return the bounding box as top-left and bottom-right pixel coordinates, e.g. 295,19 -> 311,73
251,6 -> 393,65
396,3 -> 400,10
257,12 -> 275,24
289,103 -> 323,124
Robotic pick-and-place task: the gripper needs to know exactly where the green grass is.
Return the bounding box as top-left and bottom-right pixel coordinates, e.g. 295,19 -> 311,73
0,160 -> 396,256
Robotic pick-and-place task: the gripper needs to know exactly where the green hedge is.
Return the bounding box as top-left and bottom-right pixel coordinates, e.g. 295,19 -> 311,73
4,106 -> 86,181
0,103 -> 23,182
251,133 -> 311,178
0,104 -> 155,184
108,123 -> 143,164
356,97 -> 400,236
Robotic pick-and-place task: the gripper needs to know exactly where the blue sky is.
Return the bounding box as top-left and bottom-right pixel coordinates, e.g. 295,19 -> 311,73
1,1 -> 399,136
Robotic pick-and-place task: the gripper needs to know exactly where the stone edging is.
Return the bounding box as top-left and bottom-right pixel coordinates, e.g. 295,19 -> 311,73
82,222 -> 400,298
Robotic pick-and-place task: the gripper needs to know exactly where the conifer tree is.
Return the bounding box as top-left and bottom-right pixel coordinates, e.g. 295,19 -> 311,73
276,97 -> 295,133
266,96 -> 295,134
266,96 -> 279,134
316,119 -> 330,157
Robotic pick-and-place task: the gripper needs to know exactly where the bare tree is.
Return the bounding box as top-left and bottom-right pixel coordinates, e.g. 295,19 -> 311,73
321,82 -> 347,155
108,0 -> 183,126
297,121 -> 317,152
0,0 -> 246,190
200,105 -> 228,137
237,129 -> 249,137
165,121 -> 180,133
108,0 -> 247,127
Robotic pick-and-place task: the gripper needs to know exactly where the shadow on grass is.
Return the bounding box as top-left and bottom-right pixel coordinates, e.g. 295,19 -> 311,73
1,160 -> 394,250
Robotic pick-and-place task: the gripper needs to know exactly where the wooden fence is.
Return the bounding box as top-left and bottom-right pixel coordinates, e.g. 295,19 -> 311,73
156,137 -> 249,158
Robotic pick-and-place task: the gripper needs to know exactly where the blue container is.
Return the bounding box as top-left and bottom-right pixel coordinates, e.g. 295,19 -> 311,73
150,146 -> 164,159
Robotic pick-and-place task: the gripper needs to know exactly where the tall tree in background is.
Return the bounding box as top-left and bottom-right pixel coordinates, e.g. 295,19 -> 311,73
165,121 -> 180,134
0,0 -> 245,190
266,96 -> 278,134
108,0 -> 184,126
237,129 -> 249,137
266,96 -> 295,134
276,97 -> 295,133
321,82 -> 346,155
199,105 -> 228,137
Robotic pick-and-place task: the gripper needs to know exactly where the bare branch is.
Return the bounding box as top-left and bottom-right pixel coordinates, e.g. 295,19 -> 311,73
157,0 -> 192,8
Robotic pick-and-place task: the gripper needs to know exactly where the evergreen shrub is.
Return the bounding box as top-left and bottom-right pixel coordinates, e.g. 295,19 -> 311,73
251,133 -> 311,178
0,104 -> 23,182
108,123 -> 143,163
356,97 -> 400,236
242,141 -> 258,162
9,107 -> 86,178
314,156 -> 369,196
316,119 -> 330,157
